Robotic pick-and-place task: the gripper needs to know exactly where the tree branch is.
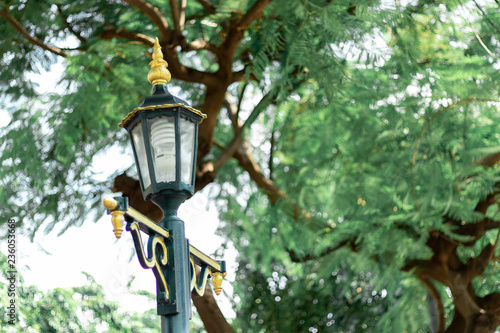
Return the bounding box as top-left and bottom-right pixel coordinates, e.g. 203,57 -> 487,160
198,83 -> 328,230
0,6 -> 67,57
474,191 -> 498,215
56,5 -> 86,44
477,292 -> 500,313
179,0 -> 187,32
197,136 -> 327,229
159,40 -> 219,85
191,2 -> 273,161
103,0 -> 206,88
472,0 -> 500,36
234,142 -> 283,203
122,0 -> 170,42
466,230 -> 500,283
98,26 -> 155,46
209,97 -> 244,171
269,130 -> 275,181
238,0 -> 272,30
456,218 -> 500,246
287,240 -> 352,262
476,152 -> 500,167
192,283 -> 234,333
233,143 -> 329,230
232,68 -> 258,83
197,84 -> 229,158
195,95 -> 242,191
169,0 -> 182,39
195,0 -> 216,14
218,0 -> 272,76
214,135 -> 244,172
223,93 -> 242,132
236,83 -> 248,123
179,38 -> 220,57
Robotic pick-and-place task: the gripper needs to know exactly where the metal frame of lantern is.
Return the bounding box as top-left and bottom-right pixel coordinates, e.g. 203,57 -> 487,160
103,38 -> 226,333
120,95 -> 206,201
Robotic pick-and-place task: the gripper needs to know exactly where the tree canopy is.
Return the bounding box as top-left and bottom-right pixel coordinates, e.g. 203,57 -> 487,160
1,0 -> 500,332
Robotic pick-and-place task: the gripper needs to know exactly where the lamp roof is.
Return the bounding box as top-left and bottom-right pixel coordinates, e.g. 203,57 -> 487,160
119,37 -> 206,128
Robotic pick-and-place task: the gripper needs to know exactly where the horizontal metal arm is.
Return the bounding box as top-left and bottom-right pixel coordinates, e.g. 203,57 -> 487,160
190,244 -> 222,273
126,206 -> 170,238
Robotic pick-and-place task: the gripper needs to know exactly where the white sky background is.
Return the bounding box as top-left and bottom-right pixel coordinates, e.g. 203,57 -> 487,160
0,62 -> 237,319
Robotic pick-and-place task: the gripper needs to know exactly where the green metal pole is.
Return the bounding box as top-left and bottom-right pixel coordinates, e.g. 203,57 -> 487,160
161,216 -> 191,332
154,194 -> 191,333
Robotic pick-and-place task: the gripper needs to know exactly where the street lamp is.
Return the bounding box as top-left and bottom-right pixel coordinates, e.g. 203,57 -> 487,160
120,37 -> 206,208
103,38 -> 226,333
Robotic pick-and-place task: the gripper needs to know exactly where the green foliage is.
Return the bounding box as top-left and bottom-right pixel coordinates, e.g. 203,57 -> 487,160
0,253 -> 159,332
0,32 -> 152,238
213,1 -> 500,331
232,258 -> 433,333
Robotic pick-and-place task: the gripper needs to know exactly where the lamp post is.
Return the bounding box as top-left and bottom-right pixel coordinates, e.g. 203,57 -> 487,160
103,38 -> 226,333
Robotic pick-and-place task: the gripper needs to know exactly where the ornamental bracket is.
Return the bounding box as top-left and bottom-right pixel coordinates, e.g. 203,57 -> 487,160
103,196 -> 227,314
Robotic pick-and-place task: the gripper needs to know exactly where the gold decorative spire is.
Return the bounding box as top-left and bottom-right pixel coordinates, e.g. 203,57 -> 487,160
148,37 -> 171,86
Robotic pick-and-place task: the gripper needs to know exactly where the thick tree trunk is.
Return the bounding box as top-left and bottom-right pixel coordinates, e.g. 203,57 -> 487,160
112,173 -> 234,333
445,291 -> 500,333
192,283 -> 234,333
411,230 -> 500,333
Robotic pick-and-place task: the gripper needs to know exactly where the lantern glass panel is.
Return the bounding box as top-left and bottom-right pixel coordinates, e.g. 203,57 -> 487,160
179,118 -> 196,185
131,122 -> 151,189
148,116 -> 176,183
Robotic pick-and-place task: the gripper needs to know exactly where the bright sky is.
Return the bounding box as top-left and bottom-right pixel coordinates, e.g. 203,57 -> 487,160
0,61 -> 237,320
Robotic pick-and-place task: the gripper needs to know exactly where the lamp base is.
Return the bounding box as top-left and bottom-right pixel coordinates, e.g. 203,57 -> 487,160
150,190 -> 188,218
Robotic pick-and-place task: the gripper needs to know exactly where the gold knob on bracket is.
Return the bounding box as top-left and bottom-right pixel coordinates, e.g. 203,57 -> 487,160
103,197 -> 124,239
103,197 -> 118,210
212,272 -> 227,296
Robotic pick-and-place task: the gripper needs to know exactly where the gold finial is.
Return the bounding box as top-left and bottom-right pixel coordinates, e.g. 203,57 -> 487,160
212,272 -> 227,296
148,37 -> 171,86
